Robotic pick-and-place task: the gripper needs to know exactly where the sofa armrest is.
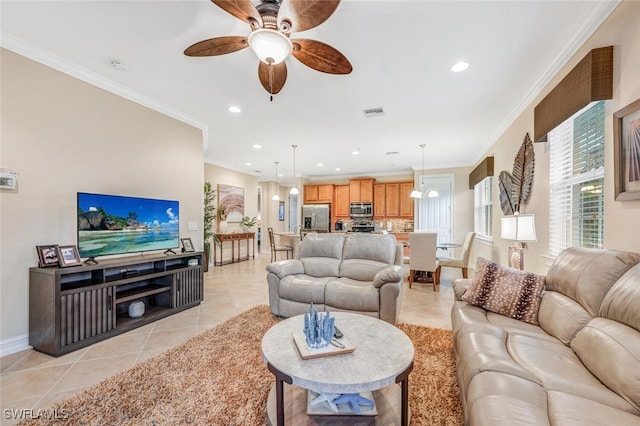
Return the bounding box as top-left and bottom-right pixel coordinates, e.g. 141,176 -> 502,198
373,265 -> 404,288
266,259 -> 305,278
453,278 -> 472,301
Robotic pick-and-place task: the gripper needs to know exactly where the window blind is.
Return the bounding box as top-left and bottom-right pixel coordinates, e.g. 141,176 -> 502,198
549,101 -> 604,257
474,177 -> 493,240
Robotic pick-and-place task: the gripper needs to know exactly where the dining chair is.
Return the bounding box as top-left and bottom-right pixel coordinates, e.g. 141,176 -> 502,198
437,231 -> 476,278
407,231 -> 441,290
268,227 -> 293,263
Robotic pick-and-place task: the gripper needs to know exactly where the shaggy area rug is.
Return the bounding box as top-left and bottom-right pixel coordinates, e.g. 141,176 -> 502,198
22,305 -> 462,425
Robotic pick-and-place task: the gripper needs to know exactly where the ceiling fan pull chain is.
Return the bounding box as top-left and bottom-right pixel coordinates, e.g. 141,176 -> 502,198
269,62 -> 274,102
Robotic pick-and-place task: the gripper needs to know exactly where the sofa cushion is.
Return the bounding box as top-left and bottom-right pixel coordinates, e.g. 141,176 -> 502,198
340,234 -> 397,280
298,233 -> 345,277
324,277 -> 379,313
545,247 -> 640,317
462,257 -> 546,325
279,275 -> 332,304
571,317 -> 640,412
599,263 -> 640,331
538,291 -> 593,345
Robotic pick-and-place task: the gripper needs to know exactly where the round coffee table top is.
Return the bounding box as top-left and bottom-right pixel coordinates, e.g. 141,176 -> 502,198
261,312 -> 414,394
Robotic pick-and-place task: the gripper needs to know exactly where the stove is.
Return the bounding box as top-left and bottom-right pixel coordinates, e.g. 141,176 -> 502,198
350,220 -> 378,233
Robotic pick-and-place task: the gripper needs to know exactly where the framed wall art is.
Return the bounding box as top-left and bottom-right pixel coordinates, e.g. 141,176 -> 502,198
218,184 -> 245,223
613,98 -> 640,201
57,245 -> 82,267
36,244 -> 59,267
279,201 -> 285,221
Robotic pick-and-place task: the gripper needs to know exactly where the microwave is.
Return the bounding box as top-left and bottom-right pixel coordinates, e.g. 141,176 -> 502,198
350,203 -> 373,217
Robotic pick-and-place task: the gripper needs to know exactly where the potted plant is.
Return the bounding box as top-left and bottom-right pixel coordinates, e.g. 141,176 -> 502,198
203,182 -> 219,272
242,215 -> 258,232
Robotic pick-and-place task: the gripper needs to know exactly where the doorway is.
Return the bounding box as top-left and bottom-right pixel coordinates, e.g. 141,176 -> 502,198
416,174 -> 454,244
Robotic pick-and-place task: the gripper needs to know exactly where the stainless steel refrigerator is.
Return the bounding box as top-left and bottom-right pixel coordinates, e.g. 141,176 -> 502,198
302,204 -> 330,232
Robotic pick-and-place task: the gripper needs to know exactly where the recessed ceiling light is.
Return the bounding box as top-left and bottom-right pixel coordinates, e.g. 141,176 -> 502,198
450,61 -> 470,73
253,144 -> 261,149
228,106 -> 241,113
316,163 -> 323,167
352,150 -> 360,155
335,167 -> 341,171
245,162 -> 252,166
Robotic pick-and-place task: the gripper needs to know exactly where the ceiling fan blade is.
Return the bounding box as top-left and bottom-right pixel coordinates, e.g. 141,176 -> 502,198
211,0 -> 262,29
258,61 -> 287,95
184,36 -> 248,57
291,39 -> 352,74
277,0 -> 340,33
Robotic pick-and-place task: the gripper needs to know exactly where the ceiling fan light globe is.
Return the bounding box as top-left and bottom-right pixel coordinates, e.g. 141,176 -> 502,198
248,29 -> 292,64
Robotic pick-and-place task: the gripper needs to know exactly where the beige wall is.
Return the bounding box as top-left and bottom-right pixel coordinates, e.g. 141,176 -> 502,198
473,0 -> 640,274
203,164 -> 261,233
0,49 -> 204,348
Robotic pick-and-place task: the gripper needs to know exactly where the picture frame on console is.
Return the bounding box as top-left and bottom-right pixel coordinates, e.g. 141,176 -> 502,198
36,244 -> 59,267
57,245 -> 82,267
181,237 -> 195,252
613,98 -> 640,201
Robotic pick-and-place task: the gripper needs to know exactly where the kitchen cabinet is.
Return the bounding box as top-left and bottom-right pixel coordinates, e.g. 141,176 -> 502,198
374,184 -> 386,216
385,183 -> 400,217
399,182 -> 414,217
304,184 -> 333,203
373,181 -> 414,219
349,179 -> 374,203
335,185 -> 350,217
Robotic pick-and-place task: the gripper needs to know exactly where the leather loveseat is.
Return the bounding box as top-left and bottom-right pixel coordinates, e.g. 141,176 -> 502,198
452,247 -> 640,425
266,232 -> 404,324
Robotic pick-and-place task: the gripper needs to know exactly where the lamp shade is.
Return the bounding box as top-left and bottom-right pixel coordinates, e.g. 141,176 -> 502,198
501,214 -> 537,242
410,188 -> 423,198
248,29 -> 292,64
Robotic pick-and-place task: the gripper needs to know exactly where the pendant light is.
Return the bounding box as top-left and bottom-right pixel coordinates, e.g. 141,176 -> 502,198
410,144 -> 426,198
289,144 -> 299,195
272,161 -> 280,201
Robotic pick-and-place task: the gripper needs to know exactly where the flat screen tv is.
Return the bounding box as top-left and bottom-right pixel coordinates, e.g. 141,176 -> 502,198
77,192 -> 179,261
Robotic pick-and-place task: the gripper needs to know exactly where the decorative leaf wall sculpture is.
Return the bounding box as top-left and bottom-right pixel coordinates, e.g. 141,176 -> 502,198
499,133 -> 535,215
498,171 -> 516,215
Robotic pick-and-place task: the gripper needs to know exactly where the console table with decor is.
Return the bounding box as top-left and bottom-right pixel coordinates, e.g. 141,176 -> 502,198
29,251 -> 204,356
214,232 -> 256,266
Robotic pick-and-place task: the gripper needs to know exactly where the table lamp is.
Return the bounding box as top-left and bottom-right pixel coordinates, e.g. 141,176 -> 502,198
500,213 -> 537,270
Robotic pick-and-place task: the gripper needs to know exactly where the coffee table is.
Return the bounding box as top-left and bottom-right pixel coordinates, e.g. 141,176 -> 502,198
261,312 -> 414,425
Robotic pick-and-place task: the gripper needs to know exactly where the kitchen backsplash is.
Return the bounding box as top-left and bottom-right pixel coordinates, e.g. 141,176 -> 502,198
338,218 -> 414,232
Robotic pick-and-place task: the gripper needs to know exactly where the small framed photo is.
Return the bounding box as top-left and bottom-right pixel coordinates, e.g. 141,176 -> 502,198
279,201 -> 285,221
181,237 -> 195,252
57,245 -> 82,267
36,244 -> 59,267
613,98 -> 640,201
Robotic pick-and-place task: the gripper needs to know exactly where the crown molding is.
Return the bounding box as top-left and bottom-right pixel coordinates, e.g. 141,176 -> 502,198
1,32 -> 209,150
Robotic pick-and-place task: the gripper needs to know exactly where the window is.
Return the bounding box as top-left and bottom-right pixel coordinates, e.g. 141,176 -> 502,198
548,101 -> 605,257
474,176 -> 493,240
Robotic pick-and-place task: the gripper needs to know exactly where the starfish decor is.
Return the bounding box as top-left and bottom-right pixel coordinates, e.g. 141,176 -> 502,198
311,392 -> 375,414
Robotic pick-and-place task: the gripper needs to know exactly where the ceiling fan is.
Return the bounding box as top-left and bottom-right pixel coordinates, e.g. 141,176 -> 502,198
184,0 -> 352,98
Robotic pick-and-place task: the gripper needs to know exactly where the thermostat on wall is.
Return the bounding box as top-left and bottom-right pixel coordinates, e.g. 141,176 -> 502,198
0,169 -> 17,190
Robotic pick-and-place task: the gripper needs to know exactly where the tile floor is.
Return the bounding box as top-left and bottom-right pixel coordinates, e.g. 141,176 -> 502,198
0,251 -> 462,425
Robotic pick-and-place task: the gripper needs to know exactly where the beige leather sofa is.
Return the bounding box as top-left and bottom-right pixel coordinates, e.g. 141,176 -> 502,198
452,247 -> 640,425
266,232 -> 404,324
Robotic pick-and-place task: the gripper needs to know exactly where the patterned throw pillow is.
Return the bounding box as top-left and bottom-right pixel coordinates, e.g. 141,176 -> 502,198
462,257 -> 546,325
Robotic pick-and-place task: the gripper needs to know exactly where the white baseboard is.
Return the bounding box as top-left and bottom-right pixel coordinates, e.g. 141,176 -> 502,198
0,334 -> 31,357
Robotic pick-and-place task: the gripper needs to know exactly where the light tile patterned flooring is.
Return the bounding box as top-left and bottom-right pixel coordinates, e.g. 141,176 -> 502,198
0,251 -> 461,425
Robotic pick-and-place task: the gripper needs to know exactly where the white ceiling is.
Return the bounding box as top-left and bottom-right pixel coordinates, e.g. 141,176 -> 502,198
1,0 -> 619,186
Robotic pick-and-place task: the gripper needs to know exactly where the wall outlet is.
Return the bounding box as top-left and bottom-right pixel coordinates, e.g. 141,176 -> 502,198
188,222 -> 197,231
